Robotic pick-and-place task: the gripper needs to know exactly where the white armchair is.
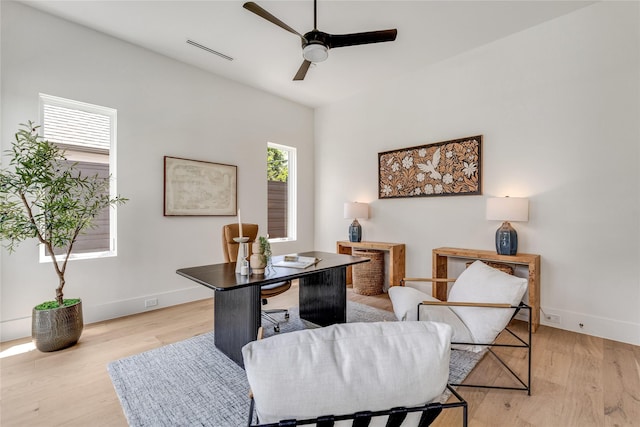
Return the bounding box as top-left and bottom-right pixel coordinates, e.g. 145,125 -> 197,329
390,260 -> 532,394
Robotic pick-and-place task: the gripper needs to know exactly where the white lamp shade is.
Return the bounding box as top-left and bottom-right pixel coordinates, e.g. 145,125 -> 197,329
486,197 -> 529,222
344,202 -> 369,220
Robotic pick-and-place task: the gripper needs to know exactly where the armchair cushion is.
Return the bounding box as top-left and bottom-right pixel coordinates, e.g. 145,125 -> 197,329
388,286 -> 475,351
448,260 -> 528,345
242,321 -> 452,426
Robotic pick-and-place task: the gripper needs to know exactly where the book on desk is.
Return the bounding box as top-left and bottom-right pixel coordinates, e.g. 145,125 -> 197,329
273,255 -> 321,269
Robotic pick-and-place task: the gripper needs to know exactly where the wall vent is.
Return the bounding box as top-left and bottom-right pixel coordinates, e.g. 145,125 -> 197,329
186,39 -> 234,61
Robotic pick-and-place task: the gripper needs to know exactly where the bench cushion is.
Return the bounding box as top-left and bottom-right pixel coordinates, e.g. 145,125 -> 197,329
242,321 -> 452,425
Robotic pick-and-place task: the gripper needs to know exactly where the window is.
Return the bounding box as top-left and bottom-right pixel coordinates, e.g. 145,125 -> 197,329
39,94 -> 118,260
267,143 -> 296,241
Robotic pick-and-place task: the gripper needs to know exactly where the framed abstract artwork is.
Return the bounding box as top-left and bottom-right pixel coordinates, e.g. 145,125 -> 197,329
378,135 -> 482,199
164,156 -> 237,216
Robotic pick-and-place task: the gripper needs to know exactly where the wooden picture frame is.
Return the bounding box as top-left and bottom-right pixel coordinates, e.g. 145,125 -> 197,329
378,136 -> 482,199
164,156 -> 237,216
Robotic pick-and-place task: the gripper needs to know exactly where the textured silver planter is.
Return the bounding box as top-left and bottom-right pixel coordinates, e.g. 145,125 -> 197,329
32,300 -> 83,352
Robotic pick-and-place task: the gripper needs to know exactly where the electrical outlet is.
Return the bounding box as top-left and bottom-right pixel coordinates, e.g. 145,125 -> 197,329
144,298 -> 158,308
545,313 -> 560,324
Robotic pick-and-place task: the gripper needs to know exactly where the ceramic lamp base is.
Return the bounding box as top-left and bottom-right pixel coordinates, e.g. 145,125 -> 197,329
349,219 -> 362,242
495,221 -> 518,255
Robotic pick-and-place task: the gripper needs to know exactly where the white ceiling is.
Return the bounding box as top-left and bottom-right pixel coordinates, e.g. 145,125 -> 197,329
21,0 -> 594,108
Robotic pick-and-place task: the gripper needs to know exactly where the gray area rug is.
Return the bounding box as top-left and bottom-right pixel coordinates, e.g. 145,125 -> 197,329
108,301 -> 484,426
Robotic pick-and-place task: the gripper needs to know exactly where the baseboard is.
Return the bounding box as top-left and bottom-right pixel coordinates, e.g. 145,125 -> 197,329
0,317 -> 32,343
538,306 -> 640,346
4,290 -> 638,347
515,307 -> 639,346
0,286 -> 212,343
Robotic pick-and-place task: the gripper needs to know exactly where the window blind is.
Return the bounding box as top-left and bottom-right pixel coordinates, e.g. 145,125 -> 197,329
43,103 -> 110,151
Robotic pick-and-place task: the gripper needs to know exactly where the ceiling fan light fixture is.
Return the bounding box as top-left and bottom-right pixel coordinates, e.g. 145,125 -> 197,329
302,43 -> 328,63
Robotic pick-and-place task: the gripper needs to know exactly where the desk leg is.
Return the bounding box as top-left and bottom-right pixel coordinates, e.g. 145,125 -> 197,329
214,285 -> 261,367
299,267 -> 347,326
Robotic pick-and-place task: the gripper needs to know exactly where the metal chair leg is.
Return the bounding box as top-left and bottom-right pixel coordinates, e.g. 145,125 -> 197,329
261,308 -> 289,333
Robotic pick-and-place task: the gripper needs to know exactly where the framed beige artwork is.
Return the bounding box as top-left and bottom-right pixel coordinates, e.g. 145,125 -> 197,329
164,156 -> 237,216
378,135 -> 482,199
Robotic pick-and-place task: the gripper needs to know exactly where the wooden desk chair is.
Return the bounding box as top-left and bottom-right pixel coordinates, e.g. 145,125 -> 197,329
222,223 -> 291,332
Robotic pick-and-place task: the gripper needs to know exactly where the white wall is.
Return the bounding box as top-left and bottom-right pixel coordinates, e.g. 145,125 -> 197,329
315,2 -> 640,345
1,1 -> 314,341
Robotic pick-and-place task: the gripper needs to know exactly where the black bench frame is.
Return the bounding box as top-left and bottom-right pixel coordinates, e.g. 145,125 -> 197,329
248,384 -> 468,427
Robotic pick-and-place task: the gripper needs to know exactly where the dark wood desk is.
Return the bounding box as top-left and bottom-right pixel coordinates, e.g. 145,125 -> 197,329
176,251 -> 368,366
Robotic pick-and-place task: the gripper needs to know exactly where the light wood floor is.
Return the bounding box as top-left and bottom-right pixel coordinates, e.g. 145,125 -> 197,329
1,284 -> 639,426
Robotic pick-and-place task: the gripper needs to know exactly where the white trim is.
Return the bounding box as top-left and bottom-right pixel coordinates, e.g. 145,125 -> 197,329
268,142 -> 297,242
38,93 -> 119,261
539,306 -> 640,346
39,93 -> 117,119
0,286 -> 213,342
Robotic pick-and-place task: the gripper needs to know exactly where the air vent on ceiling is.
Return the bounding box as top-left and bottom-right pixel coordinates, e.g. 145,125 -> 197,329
186,39 -> 234,61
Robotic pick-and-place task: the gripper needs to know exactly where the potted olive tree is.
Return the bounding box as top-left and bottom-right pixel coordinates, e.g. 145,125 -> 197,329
0,122 -> 126,351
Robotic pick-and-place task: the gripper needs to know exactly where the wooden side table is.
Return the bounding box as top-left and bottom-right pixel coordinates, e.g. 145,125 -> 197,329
337,241 -> 406,288
432,247 -> 541,333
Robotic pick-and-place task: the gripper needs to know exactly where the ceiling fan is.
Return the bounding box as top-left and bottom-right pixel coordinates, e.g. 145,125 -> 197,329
243,0 -> 398,81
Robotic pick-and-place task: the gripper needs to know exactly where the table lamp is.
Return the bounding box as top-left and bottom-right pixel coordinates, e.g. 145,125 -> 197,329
344,202 -> 369,242
486,197 -> 529,255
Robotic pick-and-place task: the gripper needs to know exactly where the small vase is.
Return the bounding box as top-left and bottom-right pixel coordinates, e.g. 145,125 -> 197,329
233,237 -> 250,275
249,242 -> 267,275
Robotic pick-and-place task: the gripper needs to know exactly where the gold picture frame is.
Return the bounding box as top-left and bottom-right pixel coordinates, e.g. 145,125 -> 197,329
378,136 -> 482,199
163,156 -> 237,216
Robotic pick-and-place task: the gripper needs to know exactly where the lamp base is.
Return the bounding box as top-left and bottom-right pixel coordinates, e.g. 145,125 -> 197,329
348,219 -> 362,242
495,221 -> 518,255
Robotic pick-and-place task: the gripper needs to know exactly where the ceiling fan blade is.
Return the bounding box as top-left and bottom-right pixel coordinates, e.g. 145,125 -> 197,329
243,2 -> 304,39
328,29 -> 397,49
293,60 -> 312,81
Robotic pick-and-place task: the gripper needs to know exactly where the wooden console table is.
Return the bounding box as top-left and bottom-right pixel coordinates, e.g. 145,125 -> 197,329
337,241 -> 406,288
432,247 -> 541,333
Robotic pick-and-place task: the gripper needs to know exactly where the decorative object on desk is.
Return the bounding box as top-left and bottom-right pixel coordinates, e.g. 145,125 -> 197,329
273,255 -> 320,269
220,224 -> 291,334
237,209 -> 243,237
378,135 -> 482,199
164,156 -> 236,216
249,236 -> 271,275
344,201 -> 369,242
486,196 -> 529,255
233,237 -> 250,275
0,122 -> 127,352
